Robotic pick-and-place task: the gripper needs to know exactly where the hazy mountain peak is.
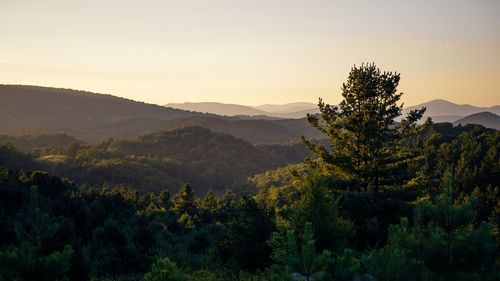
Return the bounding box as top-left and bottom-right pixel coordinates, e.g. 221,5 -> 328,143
403,99 -> 500,118
453,112 -> 500,130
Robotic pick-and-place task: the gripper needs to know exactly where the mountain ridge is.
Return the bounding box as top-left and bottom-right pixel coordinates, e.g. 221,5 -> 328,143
0,84 -> 204,131
0,85 -> 322,143
167,99 -> 500,121
1,85 -> 497,144
403,99 -> 500,117
165,101 -> 319,119
165,102 -> 270,117
453,112 -> 500,130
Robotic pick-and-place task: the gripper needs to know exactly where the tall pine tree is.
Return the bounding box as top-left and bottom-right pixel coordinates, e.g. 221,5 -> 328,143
303,63 -> 426,199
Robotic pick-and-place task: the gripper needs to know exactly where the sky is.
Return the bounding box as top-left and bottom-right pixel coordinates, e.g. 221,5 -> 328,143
1,0 -> 499,107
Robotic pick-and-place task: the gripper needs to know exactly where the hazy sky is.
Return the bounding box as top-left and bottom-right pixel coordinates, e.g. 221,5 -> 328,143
1,0 -> 499,106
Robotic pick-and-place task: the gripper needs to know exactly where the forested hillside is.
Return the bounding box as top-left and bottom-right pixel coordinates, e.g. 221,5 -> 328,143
0,127 -> 310,194
0,133 -> 85,152
0,65 -> 498,281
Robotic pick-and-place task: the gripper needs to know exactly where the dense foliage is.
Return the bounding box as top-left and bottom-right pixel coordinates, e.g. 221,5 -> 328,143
1,127 -> 310,194
0,65 -> 498,280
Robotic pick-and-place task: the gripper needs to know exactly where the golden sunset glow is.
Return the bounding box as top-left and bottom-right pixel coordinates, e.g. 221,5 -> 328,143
1,0 -> 499,106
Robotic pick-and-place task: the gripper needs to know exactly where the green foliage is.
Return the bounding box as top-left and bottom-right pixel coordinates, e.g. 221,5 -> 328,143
16,186 -> 60,245
272,222 -> 332,281
322,249 -> 361,281
252,163 -> 307,208
216,196 -> 275,271
410,124 -> 499,209
0,242 -> 73,281
289,171 -> 354,251
142,258 -> 188,281
173,184 -> 198,229
365,173 -> 499,280
186,269 -> 267,281
88,219 -> 139,276
0,186 -> 73,281
361,243 -> 426,281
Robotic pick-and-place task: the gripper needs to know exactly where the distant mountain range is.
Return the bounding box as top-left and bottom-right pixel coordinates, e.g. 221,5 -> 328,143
165,102 -> 319,119
0,85 -> 498,144
0,85 -> 322,143
168,99 -> 500,126
403,99 -> 500,123
165,102 -> 270,117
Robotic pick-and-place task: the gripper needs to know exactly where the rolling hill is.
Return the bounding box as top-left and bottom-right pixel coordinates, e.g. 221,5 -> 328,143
0,85 -> 203,133
453,112 -> 500,130
31,126 -> 310,193
0,85 -> 322,144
